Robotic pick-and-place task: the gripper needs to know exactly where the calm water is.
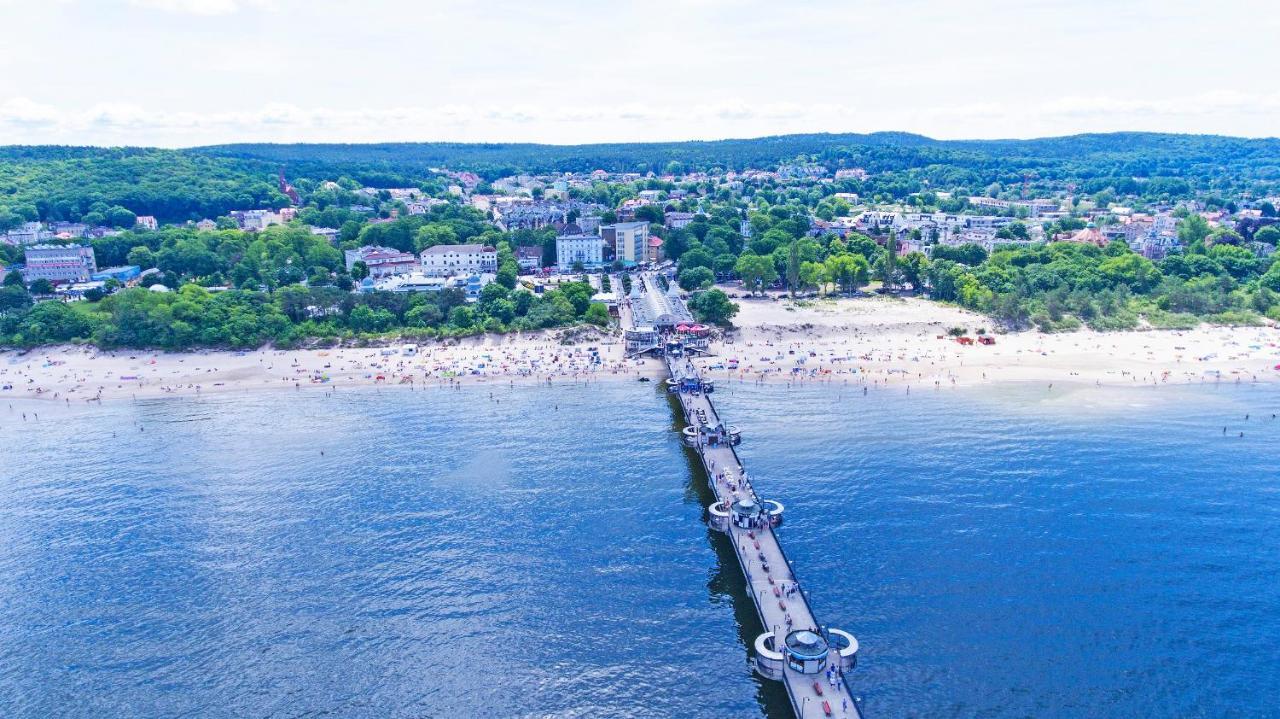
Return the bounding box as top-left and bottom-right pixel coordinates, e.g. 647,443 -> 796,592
2,379 -> 1278,718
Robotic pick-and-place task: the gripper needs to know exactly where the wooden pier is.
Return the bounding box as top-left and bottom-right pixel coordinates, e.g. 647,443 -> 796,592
626,273 -> 864,719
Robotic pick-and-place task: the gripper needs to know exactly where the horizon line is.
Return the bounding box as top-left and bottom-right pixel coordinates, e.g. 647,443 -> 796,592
4,128 -> 1280,152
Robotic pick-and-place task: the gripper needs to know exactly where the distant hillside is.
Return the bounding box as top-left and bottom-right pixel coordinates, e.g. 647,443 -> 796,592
188,132 -> 938,179
2,132 -> 1279,225
187,132 -> 1280,195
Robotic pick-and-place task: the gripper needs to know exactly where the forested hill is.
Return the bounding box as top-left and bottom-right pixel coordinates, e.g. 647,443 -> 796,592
189,132 -> 935,177
192,131 -> 1280,180
3,132 -> 1279,225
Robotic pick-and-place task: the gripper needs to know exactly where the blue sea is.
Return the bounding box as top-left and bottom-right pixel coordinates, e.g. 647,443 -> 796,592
1,380 -> 1277,718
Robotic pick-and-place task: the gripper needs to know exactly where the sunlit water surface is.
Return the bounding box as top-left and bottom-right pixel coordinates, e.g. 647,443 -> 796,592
2,379 -> 1277,718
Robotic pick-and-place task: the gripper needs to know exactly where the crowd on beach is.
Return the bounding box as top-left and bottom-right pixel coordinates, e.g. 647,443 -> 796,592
0,335 -> 654,404
3,298 -> 1279,406
694,317 -> 1280,391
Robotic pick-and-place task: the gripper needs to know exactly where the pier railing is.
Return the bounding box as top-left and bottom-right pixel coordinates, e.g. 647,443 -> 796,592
700,388 -> 823,629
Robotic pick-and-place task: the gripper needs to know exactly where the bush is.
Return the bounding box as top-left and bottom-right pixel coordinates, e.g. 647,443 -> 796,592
1205,310 -> 1265,326
1086,310 -> 1140,331
1031,313 -> 1083,333
1142,309 -> 1199,330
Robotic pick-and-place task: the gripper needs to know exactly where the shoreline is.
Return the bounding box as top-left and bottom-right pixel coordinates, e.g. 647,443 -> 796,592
3,297 -> 1278,407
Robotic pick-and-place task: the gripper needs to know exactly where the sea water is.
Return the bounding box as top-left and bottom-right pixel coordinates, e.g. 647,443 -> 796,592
1,380 -> 1277,718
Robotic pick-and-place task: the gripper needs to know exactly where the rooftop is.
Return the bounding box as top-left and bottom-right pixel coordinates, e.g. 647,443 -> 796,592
420,244 -> 496,254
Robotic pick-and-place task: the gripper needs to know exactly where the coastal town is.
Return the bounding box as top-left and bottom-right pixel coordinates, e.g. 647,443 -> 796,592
4,150 -> 1280,402
7,0 -> 1280,717
4,161 -> 1279,302
7,162 -> 1280,287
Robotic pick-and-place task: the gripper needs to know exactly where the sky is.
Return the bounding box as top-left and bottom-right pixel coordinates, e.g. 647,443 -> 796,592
1,0 -> 1277,147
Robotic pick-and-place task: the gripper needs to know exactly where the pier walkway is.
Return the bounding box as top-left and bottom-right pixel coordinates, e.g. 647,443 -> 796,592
623,273 -> 863,719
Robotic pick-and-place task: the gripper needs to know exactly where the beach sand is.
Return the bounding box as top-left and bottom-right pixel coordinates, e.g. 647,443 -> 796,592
702,296 -> 1280,391
3,296 -> 1278,405
0,328 -> 659,404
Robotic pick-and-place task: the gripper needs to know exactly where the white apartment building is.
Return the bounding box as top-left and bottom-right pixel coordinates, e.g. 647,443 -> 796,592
556,233 -> 605,271
344,246 -> 419,279
419,243 -> 498,278
600,221 -> 650,266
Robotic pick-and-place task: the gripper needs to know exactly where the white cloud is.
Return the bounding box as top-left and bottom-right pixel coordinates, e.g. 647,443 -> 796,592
2,0 -> 1278,145
127,0 -> 275,15
0,97 -> 60,128
4,92 -> 1280,148
129,0 -> 239,14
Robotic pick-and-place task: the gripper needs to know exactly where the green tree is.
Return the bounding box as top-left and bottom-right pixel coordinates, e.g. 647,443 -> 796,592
1258,261 -> 1280,295
678,247 -> 714,272
584,302 -> 611,326
678,266 -> 714,291
824,253 -> 869,294
734,253 -> 778,295
405,303 -> 443,327
931,243 -> 988,265
415,224 -> 458,251
1177,214 -> 1211,245
798,261 -> 827,293
1098,252 -> 1162,292
899,252 -> 929,291
496,264 -> 518,289
106,205 -> 138,229
688,288 -> 738,325
786,240 -> 801,297
878,231 -> 899,289
448,305 -> 476,329
1253,226 -> 1280,246
0,285 -> 32,312
127,246 -> 156,269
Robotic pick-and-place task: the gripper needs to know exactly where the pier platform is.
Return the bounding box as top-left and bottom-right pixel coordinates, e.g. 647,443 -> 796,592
624,272 -> 864,719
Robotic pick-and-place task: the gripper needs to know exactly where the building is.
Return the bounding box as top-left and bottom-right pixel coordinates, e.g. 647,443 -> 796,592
50,222 -> 89,238
135,215 -> 158,231
195,219 -> 217,231
462,272 -> 493,301
629,273 -> 693,330
419,243 -> 498,278
556,231 -> 605,271
835,168 -> 868,180
310,227 -> 341,244
647,235 -> 665,264
22,244 -> 98,284
90,265 -> 142,283
515,245 -> 544,272
665,211 -> 696,229
2,222 -> 48,246
600,221 -> 650,266
344,246 -> 419,279
577,215 -> 602,235
968,196 -> 1012,210
230,209 -> 283,231
374,273 -> 448,293
406,199 -> 447,215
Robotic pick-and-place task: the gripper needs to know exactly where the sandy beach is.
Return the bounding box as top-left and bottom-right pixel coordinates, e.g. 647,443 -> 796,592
3,296 -> 1278,405
0,328 -> 656,405
703,296 -> 1280,390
